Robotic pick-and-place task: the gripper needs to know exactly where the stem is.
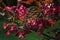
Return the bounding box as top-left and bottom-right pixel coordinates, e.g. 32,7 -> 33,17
42,33 -> 55,39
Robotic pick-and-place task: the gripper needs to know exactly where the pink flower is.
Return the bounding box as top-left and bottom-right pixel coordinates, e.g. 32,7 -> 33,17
16,5 -> 28,20
6,31 -> 11,36
16,30 -> 32,38
16,32 -> 26,38
16,5 -> 28,15
14,28 -> 20,32
18,34 -> 26,38
51,8 -> 56,15
27,19 -> 31,23
10,24 -> 20,32
44,9 -> 48,14
31,20 -> 36,26
37,31 -> 42,35
3,23 -> 8,30
5,6 -> 15,12
19,16 -> 25,21
10,25 -> 16,31
44,4 -> 51,15
49,19 -> 56,25
38,23 -> 43,27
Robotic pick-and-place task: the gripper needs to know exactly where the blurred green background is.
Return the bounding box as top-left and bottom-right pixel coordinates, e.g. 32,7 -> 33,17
0,18 -> 60,40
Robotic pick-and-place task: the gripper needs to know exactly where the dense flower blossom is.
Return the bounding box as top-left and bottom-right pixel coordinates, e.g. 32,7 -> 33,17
1,0 -> 60,38
16,4 -> 28,21
44,3 -> 60,20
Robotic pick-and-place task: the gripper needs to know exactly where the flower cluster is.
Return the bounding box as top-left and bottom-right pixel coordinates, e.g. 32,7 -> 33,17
44,3 -> 60,20
0,0 -> 60,39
